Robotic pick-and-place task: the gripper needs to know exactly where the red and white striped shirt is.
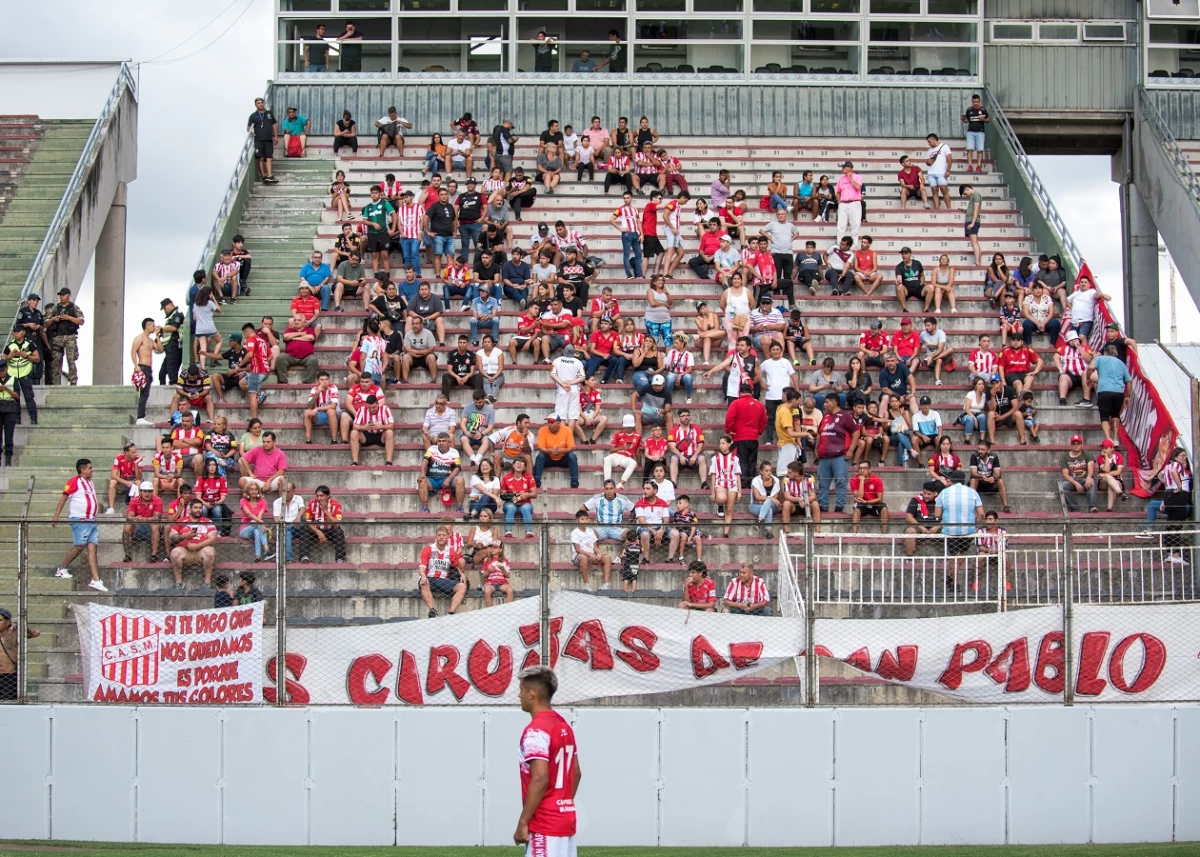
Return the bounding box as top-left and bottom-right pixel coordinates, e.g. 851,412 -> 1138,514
975,526 -> 1008,554
671,424 -> 703,457
786,476 -> 813,503
620,332 -> 644,352
552,229 -> 585,251
665,348 -> 693,374
724,575 -> 769,605
614,204 -> 639,233
590,297 -> 620,320
664,156 -> 683,175
711,451 -> 742,490
1160,460 -> 1192,492
419,543 -> 463,579
741,247 -> 760,267
63,476 -> 98,519
664,199 -> 682,233
969,348 -> 998,377
1057,344 -> 1088,377
379,179 -> 403,198
443,264 -> 471,287
309,383 -> 340,407
354,404 -> 394,427
304,497 -> 344,526
214,260 -> 239,282
607,154 -> 630,173
394,203 -> 422,239
634,152 -> 660,174
482,177 -> 506,195
154,449 -> 184,476
244,334 -> 271,374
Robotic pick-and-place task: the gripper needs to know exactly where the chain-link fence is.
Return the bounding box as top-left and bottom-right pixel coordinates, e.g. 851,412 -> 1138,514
4,515 -> 1198,706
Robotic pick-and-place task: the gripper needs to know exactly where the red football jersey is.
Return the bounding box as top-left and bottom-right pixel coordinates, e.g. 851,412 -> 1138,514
519,709 -> 578,837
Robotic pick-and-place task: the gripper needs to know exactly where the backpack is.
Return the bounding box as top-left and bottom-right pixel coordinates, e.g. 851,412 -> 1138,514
286,135 -> 302,158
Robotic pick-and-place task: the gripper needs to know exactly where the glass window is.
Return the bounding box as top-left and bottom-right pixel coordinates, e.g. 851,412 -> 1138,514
339,0 -> 390,9
812,0 -> 859,9
1147,46 -> 1200,78
870,0 -> 918,12
459,0 -> 509,9
280,0 -> 331,9
400,0 -> 449,9
639,0 -> 685,8
927,0 -> 976,12
693,0 -> 742,10
1149,23 -> 1200,44
1037,23 -> 1078,41
1148,0 -> 1200,17
751,43 -> 859,73
870,21 -> 976,42
867,44 -> 976,74
991,22 -> 1033,41
467,35 -> 507,70
753,19 -> 858,41
576,0 -> 625,8
517,0 -> 566,9
634,19 -> 743,39
635,43 -> 744,72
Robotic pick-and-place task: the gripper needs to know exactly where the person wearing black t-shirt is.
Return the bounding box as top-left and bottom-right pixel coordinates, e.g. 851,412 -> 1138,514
211,334 -> 247,402
968,438 -> 1011,513
336,23 -> 364,72
456,178 -> 485,256
423,188 -> 459,274
246,98 -> 278,184
506,168 -> 537,220
473,251 -> 502,291
986,376 -> 1025,444
558,283 -> 584,316
893,247 -> 926,313
903,481 -> 942,555
594,30 -> 625,74
370,281 -> 406,325
538,120 -> 565,155
442,335 -> 483,397
960,94 -> 991,173
556,247 -> 595,305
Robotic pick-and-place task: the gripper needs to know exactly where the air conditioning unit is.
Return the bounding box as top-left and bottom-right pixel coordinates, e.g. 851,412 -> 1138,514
1082,22 -> 1126,42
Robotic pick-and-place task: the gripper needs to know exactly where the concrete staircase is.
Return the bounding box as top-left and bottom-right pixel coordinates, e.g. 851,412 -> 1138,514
15,134 -> 1162,703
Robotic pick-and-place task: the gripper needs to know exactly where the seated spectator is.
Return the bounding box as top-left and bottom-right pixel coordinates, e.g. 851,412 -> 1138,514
968,334 -> 998,384
206,332 -> 247,405
1019,391 -> 1041,443
196,458 -> 230,530
275,313 -> 319,385
893,316 -> 921,369
508,302 -> 544,365
350,394 -> 396,467
407,281 -> 447,347
303,371 -> 341,444
480,413 -> 534,473
171,410 -> 207,473
534,413 -> 579,489
915,316 -> 954,387
468,458 -> 503,519
298,253 -> 333,313
893,247 -> 928,312
959,376 -> 989,445
668,407 -> 707,486
122,481 -> 163,563
469,284 -> 501,345
605,415 -> 642,488
931,254 -> 958,313
238,481 -> 273,562
419,525 -> 467,617
401,314 -> 439,383
781,461 -> 821,530
749,296 -> 787,355
750,461 -> 783,536
460,390 -> 496,466
629,335 -> 664,395
501,457 -> 538,538
997,338 -> 1042,395
213,575 -> 235,608
171,364 -> 216,425
986,375 -> 1027,445
570,509 -> 612,588
481,544 -> 514,606
897,155 -> 929,209
575,375 -> 608,445
419,431 -> 464,511
911,395 -> 943,457
1034,254 -> 1067,311
272,481 -> 306,563
235,570 -> 264,605
634,480 -> 670,556
301,484 -> 348,562
442,334 -> 481,398
999,292 -> 1023,347
1021,282 -> 1061,345
501,247 -> 533,306
852,236 -> 883,296
538,297 -> 573,363
1059,434 -> 1099,513
850,460 -> 889,534
688,218 -> 723,280
151,443 -> 183,502
167,498 -> 217,589
903,481 -> 942,555
927,436 -> 964,489
852,400 -> 889,466
631,374 -> 672,436
340,376 -> 382,444
106,443 -> 144,514
1096,439 -> 1126,511
667,494 -> 702,564
985,253 -> 1015,306
506,167 -> 537,220
885,396 -> 915,465
584,317 -> 623,383
334,251 -> 369,314
238,431 -> 288,494
1055,330 -> 1095,407
723,563 -> 772,616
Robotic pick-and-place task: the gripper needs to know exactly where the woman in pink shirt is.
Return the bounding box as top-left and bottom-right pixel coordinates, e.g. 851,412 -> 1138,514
238,481 -> 272,561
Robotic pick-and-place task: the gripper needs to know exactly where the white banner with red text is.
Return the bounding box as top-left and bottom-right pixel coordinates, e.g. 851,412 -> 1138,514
74,602 -> 265,704
812,603 -> 1200,703
268,591 -> 804,705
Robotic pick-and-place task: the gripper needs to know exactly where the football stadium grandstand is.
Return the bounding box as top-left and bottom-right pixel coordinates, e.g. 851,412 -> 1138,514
2,1 -> 1200,847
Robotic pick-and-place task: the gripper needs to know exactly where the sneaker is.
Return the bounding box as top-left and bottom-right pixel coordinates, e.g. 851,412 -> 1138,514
486,395 -> 497,405
471,453 -> 482,466
600,582 -> 611,590
1077,400 -> 1093,407
525,531 -> 536,538
54,568 -> 72,579
428,608 -> 438,618
461,303 -> 470,312
1167,554 -> 1189,566
174,581 -> 185,590
122,554 -> 132,563
263,552 -> 276,561
419,506 -> 430,513
300,555 -> 312,563
257,391 -> 269,406
88,579 -> 108,593
1059,398 -> 1067,406
135,418 -> 153,426
104,507 -> 116,515
686,397 -> 693,404
934,379 -> 943,386
1030,435 -> 1041,444
1135,530 -> 1154,540
333,305 -> 345,313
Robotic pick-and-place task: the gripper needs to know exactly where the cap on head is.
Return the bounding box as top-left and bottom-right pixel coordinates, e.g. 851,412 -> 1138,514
139,481 -> 154,491
1067,331 -> 1080,342
57,288 -> 71,296
27,294 -> 40,302
1101,439 -> 1115,448
229,332 -> 243,341
919,395 -> 931,405
1071,434 -> 1084,443
758,295 -> 772,304
160,298 -> 174,309
622,414 -> 635,427
651,374 -> 665,386
990,373 -> 1002,382
719,234 -> 732,243
842,160 -> 854,168
546,412 -> 561,422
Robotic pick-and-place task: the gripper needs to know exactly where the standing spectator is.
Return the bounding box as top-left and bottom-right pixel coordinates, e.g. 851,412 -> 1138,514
960,93 -> 990,171
725,381 -> 767,487
850,459 -> 889,534
959,184 -> 984,267
925,133 -> 952,209
238,431 -> 288,495
51,459 -> 106,591
247,97 -> 279,184
127,319 -> 159,425
935,473 -> 984,588
903,481 -> 943,555
1060,434 -> 1098,513
235,571 -> 264,605
350,394 -> 396,468
834,161 -> 864,242
723,563 -> 772,615
361,185 -> 395,277
45,288 -> 84,386
303,25 -> 328,72
0,360 -> 21,465
301,485 -> 348,563
550,343 -> 586,426
1091,345 -> 1132,444
816,396 -> 858,513
611,191 -> 643,279
759,341 -> 797,442
534,413 -> 579,489
709,434 -> 742,538
501,457 -> 538,538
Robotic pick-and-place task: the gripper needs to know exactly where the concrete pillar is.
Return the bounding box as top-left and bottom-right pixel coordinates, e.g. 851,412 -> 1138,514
1120,181 -> 1161,342
93,182 -> 127,385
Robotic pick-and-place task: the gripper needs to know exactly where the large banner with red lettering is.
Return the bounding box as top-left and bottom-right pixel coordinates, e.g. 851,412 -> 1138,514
812,604 -> 1200,703
269,591 -> 804,705
75,602 -> 265,704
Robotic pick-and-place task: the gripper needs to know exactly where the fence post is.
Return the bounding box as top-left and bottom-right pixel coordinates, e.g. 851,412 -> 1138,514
16,519 -> 28,703
1062,522 -> 1075,706
539,519 -> 550,664
274,521 -> 287,706
805,521 -> 818,707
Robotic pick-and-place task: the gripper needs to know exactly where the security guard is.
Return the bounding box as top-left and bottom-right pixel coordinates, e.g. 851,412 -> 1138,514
2,325 -> 38,424
0,360 -> 22,464
160,297 -> 186,387
14,294 -> 47,383
44,287 -> 84,385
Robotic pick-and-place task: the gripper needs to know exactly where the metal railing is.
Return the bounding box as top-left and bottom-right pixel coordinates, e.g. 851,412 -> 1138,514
1136,85 -> 1200,218
982,85 -> 1082,273
14,62 -> 137,321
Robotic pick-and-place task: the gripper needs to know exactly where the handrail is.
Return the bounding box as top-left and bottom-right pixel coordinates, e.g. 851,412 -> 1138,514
20,474 -> 35,522
193,86 -> 269,275
1136,86 -> 1200,216
14,62 -> 137,318
982,85 -> 1082,272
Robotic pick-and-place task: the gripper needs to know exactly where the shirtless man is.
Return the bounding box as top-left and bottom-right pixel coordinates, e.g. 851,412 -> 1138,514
0,607 -> 39,700
130,317 -> 164,426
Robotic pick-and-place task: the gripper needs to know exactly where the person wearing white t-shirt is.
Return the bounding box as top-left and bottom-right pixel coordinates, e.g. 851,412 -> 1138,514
911,395 -> 944,459
375,107 -> 412,157
570,509 -> 612,588
924,133 -> 953,209
445,130 -> 474,178
759,340 -> 797,444
551,346 -> 586,423
1065,276 -> 1111,340
272,482 -> 306,562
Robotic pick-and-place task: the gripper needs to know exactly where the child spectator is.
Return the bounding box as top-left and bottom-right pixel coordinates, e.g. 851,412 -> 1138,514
620,527 -> 642,592
999,292 -> 1022,346
667,494 -> 702,564
782,461 -> 821,530
481,545 -> 514,606
679,560 -> 716,611
571,509 -> 612,589
1018,390 -> 1040,443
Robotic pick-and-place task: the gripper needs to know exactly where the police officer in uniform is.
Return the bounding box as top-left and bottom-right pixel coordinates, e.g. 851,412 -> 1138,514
3,325 -> 39,424
160,297 -> 186,387
0,361 -> 22,464
15,294 -> 47,384
45,287 -> 84,386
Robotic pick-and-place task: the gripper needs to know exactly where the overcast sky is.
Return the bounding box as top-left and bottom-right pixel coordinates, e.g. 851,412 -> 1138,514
0,0 -> 1194,383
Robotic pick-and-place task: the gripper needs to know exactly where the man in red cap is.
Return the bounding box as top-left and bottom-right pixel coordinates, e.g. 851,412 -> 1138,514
1059,434 -> 1098,513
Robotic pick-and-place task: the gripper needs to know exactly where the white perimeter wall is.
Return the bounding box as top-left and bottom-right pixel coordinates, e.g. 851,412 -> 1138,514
0,61 -> 127,118
2,704 -> 1198,847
